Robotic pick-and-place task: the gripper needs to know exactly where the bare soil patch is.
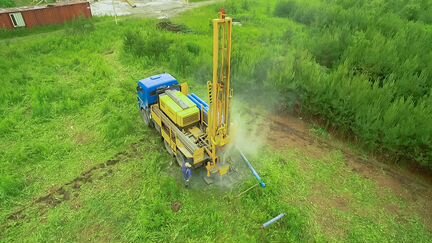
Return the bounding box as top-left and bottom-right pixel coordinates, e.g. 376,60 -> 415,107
250,110 -> 432,230
171,201 -> 182,212
90,0 -> 221,18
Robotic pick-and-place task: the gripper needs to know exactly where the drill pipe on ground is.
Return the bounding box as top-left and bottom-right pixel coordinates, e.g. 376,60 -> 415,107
237,148 -> 266,188
262,213 -> 286,228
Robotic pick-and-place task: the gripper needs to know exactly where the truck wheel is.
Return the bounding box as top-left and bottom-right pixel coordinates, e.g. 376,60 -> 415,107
164,140 -> 174,156
140,108 -> 154,128
176,151 -> 185,167
175,151 -> 193,167
155,124 -> 161,133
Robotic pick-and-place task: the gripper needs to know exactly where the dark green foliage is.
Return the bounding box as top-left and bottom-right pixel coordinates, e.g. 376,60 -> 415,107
64,18 -> 95,36
0,0 -> 14,7
123,30 -> 147,57
307,27 -> 350,68
185,42 -> 200,55
0,175 -> 24,201
168,43 -> 196,76
123,29 -> 171,59
224,0 -> 255,14
270,0 -> 432,168
122,25 -> 210,79
274,1 -> 302,19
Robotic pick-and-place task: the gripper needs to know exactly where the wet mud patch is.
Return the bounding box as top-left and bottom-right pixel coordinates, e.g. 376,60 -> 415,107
157,20 -> 191,33
171,202 -> 182,213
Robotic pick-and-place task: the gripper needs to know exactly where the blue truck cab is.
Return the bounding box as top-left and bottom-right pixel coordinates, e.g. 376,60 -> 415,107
136,73 -> 179,110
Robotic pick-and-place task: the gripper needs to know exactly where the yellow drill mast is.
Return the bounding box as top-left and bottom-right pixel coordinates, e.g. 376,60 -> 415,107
206,11 -> 233,176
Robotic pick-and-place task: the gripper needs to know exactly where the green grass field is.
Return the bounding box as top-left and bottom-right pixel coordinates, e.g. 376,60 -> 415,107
0,0 -> 54,8
1,1 -> 432,242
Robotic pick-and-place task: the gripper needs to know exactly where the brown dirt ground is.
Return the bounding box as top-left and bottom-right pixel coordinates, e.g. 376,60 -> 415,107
255,112 -> 432,232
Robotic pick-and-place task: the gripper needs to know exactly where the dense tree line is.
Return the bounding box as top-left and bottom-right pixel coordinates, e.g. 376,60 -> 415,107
223,0 -> 432,168
275,0 -> 432,167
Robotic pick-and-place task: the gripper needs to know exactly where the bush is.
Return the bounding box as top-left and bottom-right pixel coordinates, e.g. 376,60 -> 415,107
64,18 -> 95,36
274,1 -> 297,18
0,175 -> 24,201
0,0 -> 14,7
168,43 -> 196,76
123,30 -> 171,59
270,0 -> 432,168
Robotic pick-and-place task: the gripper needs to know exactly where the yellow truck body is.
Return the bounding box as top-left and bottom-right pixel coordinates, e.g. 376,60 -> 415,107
159,90 -> 200,127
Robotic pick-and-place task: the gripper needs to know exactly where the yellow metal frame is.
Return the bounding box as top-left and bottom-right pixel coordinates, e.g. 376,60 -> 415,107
151,108 -> 162,128
149,12 -> 235,177
180,83 -> 189,95
152,104 -> 208,166
207,11 -> 233,173
159,92 -> 200,128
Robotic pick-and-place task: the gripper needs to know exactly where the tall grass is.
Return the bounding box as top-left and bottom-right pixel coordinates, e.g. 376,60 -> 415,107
0,17 -> 144,208
0,0 -> 14,7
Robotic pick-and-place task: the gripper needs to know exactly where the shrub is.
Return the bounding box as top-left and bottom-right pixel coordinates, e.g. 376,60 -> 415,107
64,18 -> 95,36
0,0 -> 14,7
123,30 -> 171,59
269,0 -> 432,168
0,175 -> 24,201
274,1 -> 297,18
168,43 -> 196,76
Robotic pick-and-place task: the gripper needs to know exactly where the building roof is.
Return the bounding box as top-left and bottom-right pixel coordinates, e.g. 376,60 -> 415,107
0,1 -> 88,14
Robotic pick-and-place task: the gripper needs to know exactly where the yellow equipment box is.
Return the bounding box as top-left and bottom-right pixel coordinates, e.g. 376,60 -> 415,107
159,90 -> 200,127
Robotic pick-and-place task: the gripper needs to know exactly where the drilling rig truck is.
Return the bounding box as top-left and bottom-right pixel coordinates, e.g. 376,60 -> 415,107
136,11 -> 236,178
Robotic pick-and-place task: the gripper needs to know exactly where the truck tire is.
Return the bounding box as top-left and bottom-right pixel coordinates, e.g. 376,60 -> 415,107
176,150 -> 185,167
155,124 -> 161,134
164,140 -> 174,156
140,108 -> 154,128
176,151 -> 193,167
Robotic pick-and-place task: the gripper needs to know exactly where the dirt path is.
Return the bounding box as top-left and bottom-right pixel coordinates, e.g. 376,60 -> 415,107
250,110 -> 432,229
91,0 -> 222,18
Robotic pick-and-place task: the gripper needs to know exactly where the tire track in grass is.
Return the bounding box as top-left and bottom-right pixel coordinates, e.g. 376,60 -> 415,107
2,137 -> 162,230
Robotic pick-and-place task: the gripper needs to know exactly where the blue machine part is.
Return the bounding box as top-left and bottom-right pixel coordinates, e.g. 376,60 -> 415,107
238,148 -> 266,188
262,213 -> 286,228
137,73 -> 179,109
187,93 -> 209,113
